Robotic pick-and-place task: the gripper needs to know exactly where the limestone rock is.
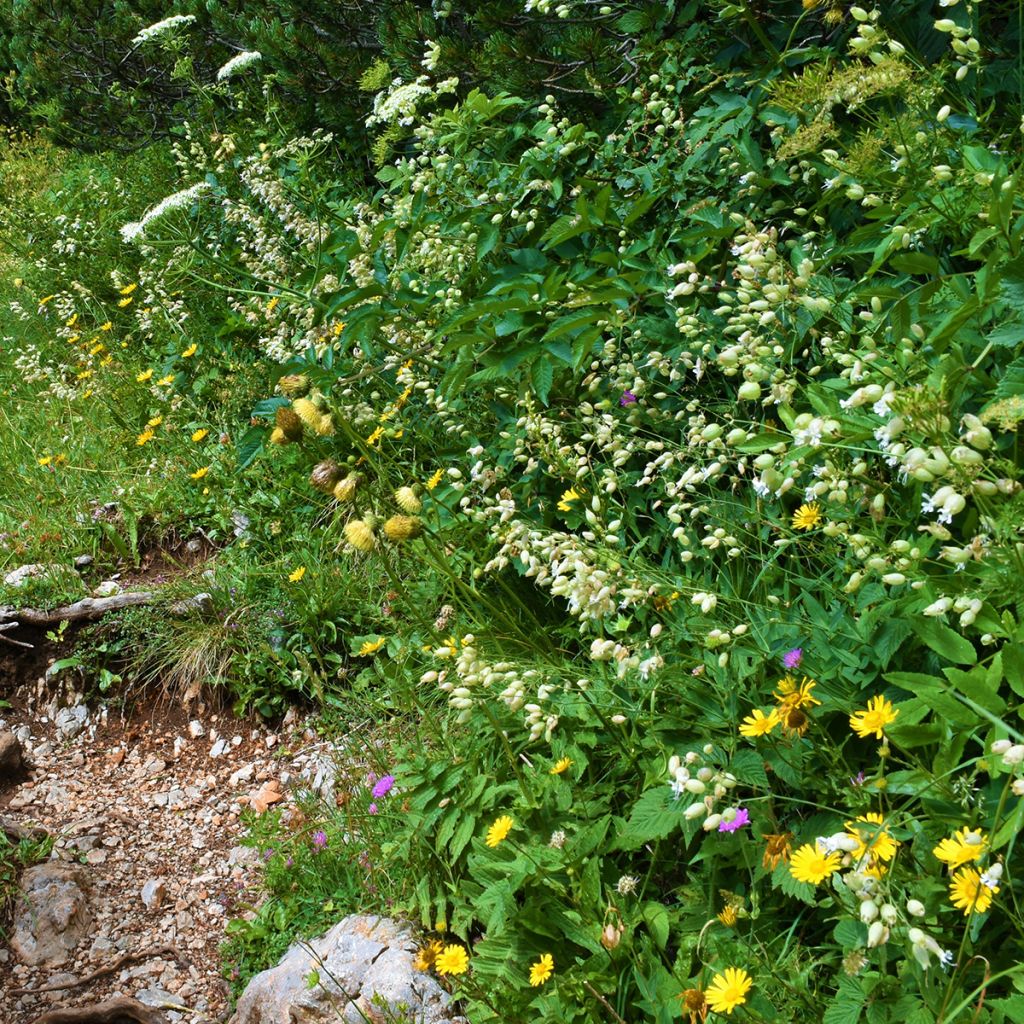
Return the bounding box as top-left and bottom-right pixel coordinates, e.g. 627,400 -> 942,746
11,862 -> 92,966
230,914 -> 465,1024
0,729 -> 24,776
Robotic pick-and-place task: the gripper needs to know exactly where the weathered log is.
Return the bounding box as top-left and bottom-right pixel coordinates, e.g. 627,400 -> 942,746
0,592 -> 157,647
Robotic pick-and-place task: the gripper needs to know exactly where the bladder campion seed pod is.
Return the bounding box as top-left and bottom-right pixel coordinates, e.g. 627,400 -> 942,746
383,515 -> 423,541
310,460 -> 342,493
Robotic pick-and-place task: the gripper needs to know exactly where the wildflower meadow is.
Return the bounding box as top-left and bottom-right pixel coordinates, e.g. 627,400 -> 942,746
2,1 -> 1024,1021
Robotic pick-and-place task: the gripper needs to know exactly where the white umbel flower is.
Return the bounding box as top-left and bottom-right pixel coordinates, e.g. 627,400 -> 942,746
217,50 -> 262,81
131,14 -> 195,47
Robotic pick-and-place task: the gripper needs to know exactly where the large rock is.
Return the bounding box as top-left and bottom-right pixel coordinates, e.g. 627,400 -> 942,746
11,862 -> 92,966
0,729 -> 24,776
231,914 -> 465,1024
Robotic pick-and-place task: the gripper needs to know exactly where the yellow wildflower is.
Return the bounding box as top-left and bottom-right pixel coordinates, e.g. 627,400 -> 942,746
485,815 -> 514,848
118,296 -> 133,308
147,415 -> 163,428
191,428 -> 209,442
949,867 -> 997,916
266,296 -> 279,313
157,374 -> 175,386
789,842 -> 842,884
717,906 -> 738,927
358,637 -> 387,657
181,343 -> 198,358
136,369 -> 154,383
119,283 -> 137,295
773,675 -> 821,709
366,426 -> 385,446
557,487 -> 581,512
288,566 -> 306,582
136,429 -> 155,446
850,695 -> 899,739
792,502 -> 822,530
413,940 -> 443,971
550,757 -> 573,775
190,466 -> 209,480
435,944 -> 468,976
529,953 -> 554,987
426,468 -> 445,490
739,708 -> 780,738
933,828 -> 988,872
37,455 -> 52,466
100,321 -> 113,331
705,967 -> 752,1016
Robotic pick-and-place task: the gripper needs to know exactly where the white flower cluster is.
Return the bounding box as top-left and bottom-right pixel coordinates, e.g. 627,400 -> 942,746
991,739 -> 1024,796
121,182 -> 212,243
131,14 -> 195,47
365,75 -> 458,129
420,635 -> 571,741
217,51 -> 262,82
667,748 -> 738,831
485,521 -> 645,623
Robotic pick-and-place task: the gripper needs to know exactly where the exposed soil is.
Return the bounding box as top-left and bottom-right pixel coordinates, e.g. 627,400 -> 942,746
0,633 -> 311,1024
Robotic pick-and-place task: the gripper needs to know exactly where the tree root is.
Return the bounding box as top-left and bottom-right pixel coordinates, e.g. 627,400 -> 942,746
0,593 -> 157,648
11,944 -> 183,996
28,998 -> 167,1024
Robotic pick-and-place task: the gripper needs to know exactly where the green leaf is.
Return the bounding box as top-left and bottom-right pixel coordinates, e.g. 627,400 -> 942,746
1003,642 -> 1024,697
914,618 -> 977,665
641,902 -> 670,950
617,787 -> 684,849
822,977 -> 865,1024
531,357 -> 554,405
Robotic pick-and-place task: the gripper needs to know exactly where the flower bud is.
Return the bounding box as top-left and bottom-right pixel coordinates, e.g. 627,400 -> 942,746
867,921 -> 889,948
906,899 -> 926,918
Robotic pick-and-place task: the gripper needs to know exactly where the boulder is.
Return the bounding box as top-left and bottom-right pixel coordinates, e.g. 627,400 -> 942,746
11,862 -> 92,966
0,729 -> 24,776
231,914 -> 465,1024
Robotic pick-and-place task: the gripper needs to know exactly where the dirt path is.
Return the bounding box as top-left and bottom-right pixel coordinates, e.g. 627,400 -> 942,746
0,649 -> 302,1024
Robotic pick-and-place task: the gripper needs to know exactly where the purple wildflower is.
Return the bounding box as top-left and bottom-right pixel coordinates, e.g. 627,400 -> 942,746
368,802 -> 378,815
312,830 -> 328,851
850,771 -> 866,788
718,808 -> 750,833
619,390 -> 638,407
783,648 -> 803,670
371,774 -> 395,799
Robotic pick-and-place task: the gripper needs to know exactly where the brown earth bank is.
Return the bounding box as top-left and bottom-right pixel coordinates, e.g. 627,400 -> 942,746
0,637 -> 324,1024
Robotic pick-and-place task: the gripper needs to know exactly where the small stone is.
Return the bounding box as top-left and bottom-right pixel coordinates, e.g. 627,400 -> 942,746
265,734 -> 278,749
146,758 -> 167,777
93,580 -> 121,597
54,705 -> 89,741
85,849 -> 107,866
73,554 -> 94,569
229,764 -> 255,787
108,749 -> 125,766
188,721 -> 205,739
209,739 -> 227,759
248,780 -> 284,814
141,879 -> 167,910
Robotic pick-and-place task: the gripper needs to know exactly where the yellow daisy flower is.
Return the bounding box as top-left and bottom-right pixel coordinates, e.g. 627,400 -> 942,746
791,502 -> 822,530
845,812 -> 900,865
789,842 -> 842,884
739,708 -> 780,738
705,967 -> 752,1016
191,428 -> 209,442
550,757 -> 573,775
850,695 -> 899,739
181,343 -> 198,358
933,828 -> 987,872
288,566 -> 306,582
358,637 -> 387,656
485,815 -> 514,848
949,867 -> 997,916
557,487 -> 581,512
190,466 -> 209,480
426,468 -> 445,490
529,953 -> 554,987
435,944 -> 469,976
773,675 -> 821,709
136,429 -> 155,446
136,369 -> 154,383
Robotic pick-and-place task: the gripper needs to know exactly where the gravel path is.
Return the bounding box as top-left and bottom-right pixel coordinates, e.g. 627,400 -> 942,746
0,680 -> 315,1024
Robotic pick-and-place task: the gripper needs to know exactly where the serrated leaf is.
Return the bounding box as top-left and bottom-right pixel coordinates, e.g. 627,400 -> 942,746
531,357 -> 554,405
914,618 -> 977,665
617,787 -> 684,849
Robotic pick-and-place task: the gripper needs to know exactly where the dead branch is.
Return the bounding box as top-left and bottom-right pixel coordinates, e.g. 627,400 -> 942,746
0,592 -> 157,648
0,815 -> 48,844
12,944 -> 183,996
28,997 -> 167,1024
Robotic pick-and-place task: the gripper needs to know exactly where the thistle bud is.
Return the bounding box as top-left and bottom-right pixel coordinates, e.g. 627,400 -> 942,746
333,474 -> 362,503
292,398 -> 323,431
277,374 -> 310,398
394,486 -> 423,514
310,460 -> 342,493
383,515 -> 423,541
344,518 -> 376,552
276,406 -> 303,442
600,923 -> 624,950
